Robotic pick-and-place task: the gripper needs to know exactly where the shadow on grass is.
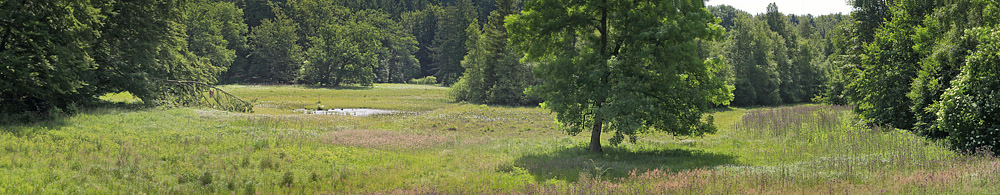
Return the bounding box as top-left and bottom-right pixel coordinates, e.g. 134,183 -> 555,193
0,101 -> 148,136
511,146 -> 737,182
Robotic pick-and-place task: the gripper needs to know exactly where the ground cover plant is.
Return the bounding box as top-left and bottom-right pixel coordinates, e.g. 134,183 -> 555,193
2,84 -> 997,194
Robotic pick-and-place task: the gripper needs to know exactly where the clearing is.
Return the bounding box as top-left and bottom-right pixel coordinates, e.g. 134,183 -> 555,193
1,84 -> 997,194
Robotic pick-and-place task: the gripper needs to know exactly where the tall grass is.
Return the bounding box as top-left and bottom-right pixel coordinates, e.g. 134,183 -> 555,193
2,85 -> 996,194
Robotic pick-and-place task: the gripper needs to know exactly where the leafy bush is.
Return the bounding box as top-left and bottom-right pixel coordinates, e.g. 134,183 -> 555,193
935,27 -> 1000,154
408,76 -> 438,85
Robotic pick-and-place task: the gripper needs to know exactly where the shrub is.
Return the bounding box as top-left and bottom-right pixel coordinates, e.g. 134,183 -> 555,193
200,171 -> 213,185
935,27 -> 1000,154
408,76 -> 438,85
281,171 -> 295,187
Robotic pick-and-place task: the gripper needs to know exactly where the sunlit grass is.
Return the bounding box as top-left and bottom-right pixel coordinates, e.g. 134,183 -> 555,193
2,84 -> 997,194
219,84 -> 451,115
97,92 -> 142,103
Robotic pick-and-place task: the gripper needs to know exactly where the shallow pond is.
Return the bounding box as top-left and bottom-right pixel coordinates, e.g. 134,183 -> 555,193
293,108 -> 405,116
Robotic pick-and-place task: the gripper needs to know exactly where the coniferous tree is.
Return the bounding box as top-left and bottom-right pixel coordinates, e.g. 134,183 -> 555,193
430,0 -> 477,85
453,0 -> 533,105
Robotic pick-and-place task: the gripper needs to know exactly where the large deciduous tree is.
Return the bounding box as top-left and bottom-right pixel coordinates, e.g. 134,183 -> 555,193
848,0 -> 934,129
508,0 -> 733,152
299,14 -> 381,87
2,0 -> 236,116
0,0 -> 103,114
246,9 -> 303,83
185,0 -> 248,80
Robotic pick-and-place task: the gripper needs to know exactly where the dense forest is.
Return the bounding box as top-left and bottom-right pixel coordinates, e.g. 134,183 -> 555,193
2,0 -> 999,153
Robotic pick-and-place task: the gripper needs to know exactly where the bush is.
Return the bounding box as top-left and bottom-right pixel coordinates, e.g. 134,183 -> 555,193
408,76 -> 438,85
935,27 -> 1000,154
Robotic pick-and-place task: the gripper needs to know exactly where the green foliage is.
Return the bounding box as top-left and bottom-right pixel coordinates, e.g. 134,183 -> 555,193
162,80 -> 255,113
934,14 -> 1000,154
849,0 -> 892,43
185,0 -> 249,79
453,2 -> 535,106
848,1 -> 929,129
430,0 -> 478,85
287,1 -> 419,86
707,5 -> 832,107
508,0 -> 732,152
1,0 -> 241,117
833,0 -> 1000,154
401,6 -> 444,77
451,21 -> 489,102
707,5 -> 749,30
725,15 -> 783,106
376,26 -> 421,84
236,0 -> 278,29
908,1 -> 990,138
246,9 -> 304,83
0,0 -> 103,114
408,76 -> 439,85
299,14 -> 380,87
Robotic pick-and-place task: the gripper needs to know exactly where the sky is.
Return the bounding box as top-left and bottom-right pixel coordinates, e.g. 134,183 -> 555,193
705,0 -> 853,16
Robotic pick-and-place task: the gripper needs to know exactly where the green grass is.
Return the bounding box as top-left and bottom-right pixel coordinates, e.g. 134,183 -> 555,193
2,84 -> 998,194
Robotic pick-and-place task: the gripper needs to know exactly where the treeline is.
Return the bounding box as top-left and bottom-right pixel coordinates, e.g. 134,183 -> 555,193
1,0 -> 518,117
232,0 -> 499,86
2,0 -> 242,117
702,4 -> 849,107
825,0 -> 1000,154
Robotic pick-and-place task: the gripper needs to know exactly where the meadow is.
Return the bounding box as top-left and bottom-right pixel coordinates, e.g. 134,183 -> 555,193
1,84 -> 998,194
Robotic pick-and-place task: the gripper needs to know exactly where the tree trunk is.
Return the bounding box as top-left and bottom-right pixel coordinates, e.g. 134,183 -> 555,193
589,0 -> 609,154
589,98 -> 606,153
333,62 -> 347,87
590,116 -> 604,153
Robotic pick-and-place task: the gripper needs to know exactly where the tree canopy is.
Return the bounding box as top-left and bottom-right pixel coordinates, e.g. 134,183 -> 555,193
508,0 -> 733,152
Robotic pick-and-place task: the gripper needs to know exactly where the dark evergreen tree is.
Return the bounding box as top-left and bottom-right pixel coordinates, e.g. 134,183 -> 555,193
430,0 -> 477,85
453,0 -> 533,105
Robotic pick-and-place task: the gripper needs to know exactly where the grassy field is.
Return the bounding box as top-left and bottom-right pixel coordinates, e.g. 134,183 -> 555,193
2,84 -> 998,194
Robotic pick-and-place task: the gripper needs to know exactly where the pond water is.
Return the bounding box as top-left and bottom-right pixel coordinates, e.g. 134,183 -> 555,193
293,108 -> 405,116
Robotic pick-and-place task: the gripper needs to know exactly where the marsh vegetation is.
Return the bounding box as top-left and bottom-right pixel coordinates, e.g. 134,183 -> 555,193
1,84 -> 996,194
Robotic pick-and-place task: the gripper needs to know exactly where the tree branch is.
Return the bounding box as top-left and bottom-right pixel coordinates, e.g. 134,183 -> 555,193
158,79 -> 250,103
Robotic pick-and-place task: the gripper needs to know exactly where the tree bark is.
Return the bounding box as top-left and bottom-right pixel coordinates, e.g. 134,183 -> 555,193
589,0 -> 609,154
589,98 -> 606,153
